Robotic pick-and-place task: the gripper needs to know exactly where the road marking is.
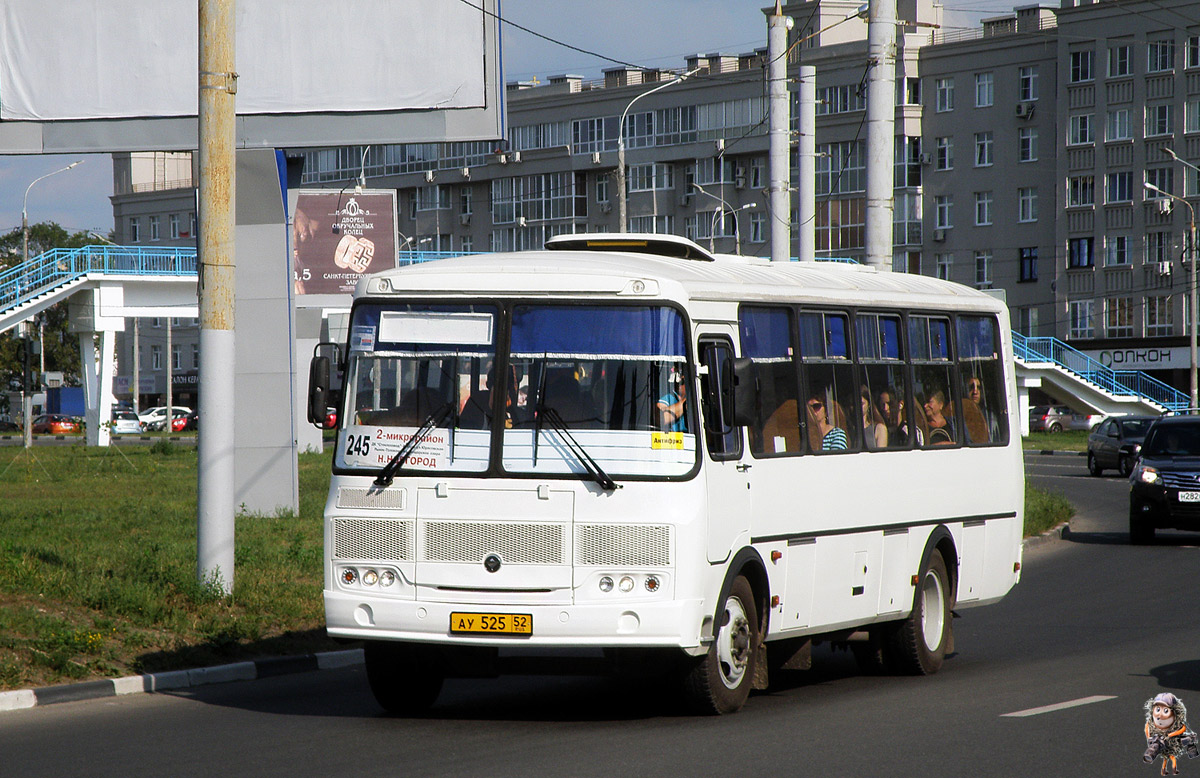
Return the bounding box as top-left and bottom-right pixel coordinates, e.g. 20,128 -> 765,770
1001,695 -> 1117,717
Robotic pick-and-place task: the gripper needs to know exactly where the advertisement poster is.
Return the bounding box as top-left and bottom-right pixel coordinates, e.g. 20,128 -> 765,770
293,190 -> 397,295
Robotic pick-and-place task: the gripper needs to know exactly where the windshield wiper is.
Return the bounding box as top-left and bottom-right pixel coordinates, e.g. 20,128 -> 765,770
374,402 -> 454,487
536,406 -> 620,492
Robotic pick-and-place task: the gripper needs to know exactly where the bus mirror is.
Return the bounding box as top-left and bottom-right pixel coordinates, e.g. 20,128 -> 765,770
308,355 -> 331,427
731,357 -> 757,427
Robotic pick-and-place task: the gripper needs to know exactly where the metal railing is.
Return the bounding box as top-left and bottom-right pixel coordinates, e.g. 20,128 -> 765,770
1013,331 -> 1188,410
0,245 -> 197,314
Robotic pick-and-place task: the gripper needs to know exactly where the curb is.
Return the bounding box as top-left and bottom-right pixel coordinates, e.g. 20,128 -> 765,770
1021,520 -> 1070,550
1026,449 -> 1086,456
0,648 -> 364,714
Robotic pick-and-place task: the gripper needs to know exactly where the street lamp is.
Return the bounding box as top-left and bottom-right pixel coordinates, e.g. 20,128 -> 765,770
1146,180 -> 1198,409
19,160 -> 84,448
692,183 -> 756,254
616,67 -> 702,232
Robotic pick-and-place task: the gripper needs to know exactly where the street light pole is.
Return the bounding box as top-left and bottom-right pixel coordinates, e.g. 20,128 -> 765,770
20,160 -> 83,448
692,183 -> 756,254
616,67 -> 702,232
1146,180 -> 1198,408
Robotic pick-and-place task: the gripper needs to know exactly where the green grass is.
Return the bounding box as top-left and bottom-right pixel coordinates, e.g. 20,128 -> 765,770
0,443 -> 1076,691
1023,430 -> 1090,451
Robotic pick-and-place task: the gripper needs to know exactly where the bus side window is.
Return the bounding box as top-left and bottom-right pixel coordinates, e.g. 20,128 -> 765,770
957,315 -> 1008,445
739,306 -> 800,456
799,311 -> 856,453
699,339 -> 742,460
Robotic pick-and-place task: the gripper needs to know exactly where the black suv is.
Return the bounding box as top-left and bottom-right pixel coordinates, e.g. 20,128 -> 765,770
1130,415 -> 1200,543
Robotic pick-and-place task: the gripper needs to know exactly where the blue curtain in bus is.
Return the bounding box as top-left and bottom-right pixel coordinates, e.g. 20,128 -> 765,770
799,313 -> 847,358
510,305 -> 687,358
957,316 -> 997,358
740,307 -> 792,358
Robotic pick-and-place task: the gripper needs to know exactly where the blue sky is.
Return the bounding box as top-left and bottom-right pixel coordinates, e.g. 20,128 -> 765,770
0,0 -> 996,238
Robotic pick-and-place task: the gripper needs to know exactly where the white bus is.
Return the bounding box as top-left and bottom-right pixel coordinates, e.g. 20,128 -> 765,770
307,234 -> 1024,715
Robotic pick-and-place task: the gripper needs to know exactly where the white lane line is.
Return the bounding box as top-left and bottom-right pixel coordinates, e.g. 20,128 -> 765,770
1001,695 -> 1117,717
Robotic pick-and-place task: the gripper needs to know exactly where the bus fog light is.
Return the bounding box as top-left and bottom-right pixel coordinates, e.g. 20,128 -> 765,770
644,575 -> 661,593
379,570 -> 396,587
619,576 -> 635,593
362,569 -> 379,586
340,568 -> 358,585
599,576 -> 614,593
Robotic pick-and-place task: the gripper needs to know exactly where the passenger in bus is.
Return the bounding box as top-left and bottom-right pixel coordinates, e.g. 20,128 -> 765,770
924,388 -> 956,445
964,376 -> 1000,442
543,368 -> 601,428
805,392 -> 848,451
860,385 -> 887,450
657,372 -> 688,432
876,387 -> 904,446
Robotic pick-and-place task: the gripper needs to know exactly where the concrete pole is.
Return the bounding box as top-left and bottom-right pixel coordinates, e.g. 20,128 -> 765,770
133,318 -> 140,414
197,0 -> 237,595
767,3 -> 792,262
797,65 -> 816,262
1190,213 -> 1198,408
166,316 -> 173,428
865,0 -> 897,270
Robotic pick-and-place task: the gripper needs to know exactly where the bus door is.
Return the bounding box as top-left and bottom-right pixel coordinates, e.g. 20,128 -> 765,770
697,332 -> 752,563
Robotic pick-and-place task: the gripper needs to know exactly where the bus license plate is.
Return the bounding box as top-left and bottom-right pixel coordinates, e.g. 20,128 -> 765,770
1179,492 -> 1200,503
450,612 -> 533,635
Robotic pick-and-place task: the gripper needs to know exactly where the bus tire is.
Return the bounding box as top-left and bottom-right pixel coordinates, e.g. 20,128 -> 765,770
887,550 -> 951,675
682,575 -> 759,714
363,641 -> 444,715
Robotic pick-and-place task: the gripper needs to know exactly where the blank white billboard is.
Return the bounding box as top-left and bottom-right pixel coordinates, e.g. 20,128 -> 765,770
0,0 -> 486,120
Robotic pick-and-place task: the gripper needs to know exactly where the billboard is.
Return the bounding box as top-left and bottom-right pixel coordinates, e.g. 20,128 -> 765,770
293,189 -> 397,296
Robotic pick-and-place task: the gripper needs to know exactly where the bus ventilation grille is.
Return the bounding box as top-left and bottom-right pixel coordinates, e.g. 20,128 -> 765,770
575,525 -> 672,567
333,518 -> 414,561
422,520 -> 566,565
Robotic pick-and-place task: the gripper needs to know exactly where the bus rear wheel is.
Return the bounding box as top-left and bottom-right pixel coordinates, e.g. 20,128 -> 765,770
887,550 -> 952,675
682,575 -> 759,715
363,641 -> 445,715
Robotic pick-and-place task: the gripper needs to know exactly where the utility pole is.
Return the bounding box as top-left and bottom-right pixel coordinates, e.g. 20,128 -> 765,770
865,0 -> 898,270
197,0 -> 237,595
767,2 -> 792,262
797,65 -> 816,262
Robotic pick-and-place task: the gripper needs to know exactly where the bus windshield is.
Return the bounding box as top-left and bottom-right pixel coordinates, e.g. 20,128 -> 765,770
501,304 -> 696,478
337,303 -> 498,473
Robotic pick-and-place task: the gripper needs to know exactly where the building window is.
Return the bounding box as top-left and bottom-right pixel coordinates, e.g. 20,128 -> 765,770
1146,231 -> 1172,265
1148,40 -> 1176,73
596,174 -> 609,204
1146,103 -> 1174,137
151,344 -> 162,370
1070,49 -> 1094,82
935,136 -> 953,170
191,344 -> 199,370
750,157 -> 766,190
1018,127 -> 1038,162
935,78 -> 954,112
934,195 -> 952,229
1107,108 -> 1131,141
1069,237 -> 1095,268
974,250 -> 992,289
171,345 -> 182,371
1068,114 -> 1094,145
149,215 -> 160,241
1187,100 -> 1200,134
129,217 -> 141,243
169,214 -> 180,240
1067,176 -> 1095,207
935,252 -> 952,280
1109,44 -> 1132,77
1106,235 -> 1130,266
975,72 -> 993,107
1146,167 -> 1174,197
1018,306 -> 1039,336
1106,171 -> 1133,203
975,191 -> 993,226
1147,296 -> 1174,337
415,185 -> 450,211
627,162 -> 674,192
460,186 -> 473,215
1105,296 -> 1134,338
1069,300 -> 1094,339
974,132 -> 993,166
1018,187 -> 1038,222
1019,65 -> 1039,101
189,213 -> 196,238
1019,247 -> 1038,282
460,235 -> 473,253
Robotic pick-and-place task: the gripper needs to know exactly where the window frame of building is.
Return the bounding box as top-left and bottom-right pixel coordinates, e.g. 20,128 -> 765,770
1069,236 -> 1095,268
935,252 -> 952,280
750,157 -> 766,190
150,344 -> 162,371
1018,127 -> 1038,162
129,217 -> 141,243
934,195 -> 953,230
1146,230 -> 1172,265
1106,171 -> 1133,203
460,186 -> 473,216
1105,296 -> 1134,338
148,215 -> 160,242
1019,247 -> 1038,282
1068,113 -> 1094,146
935,136 -> 953,170
1069,49 -> 1095,83
169,214 -> 180,240
1145,103 -> 1174,137
935,77 -> 954,112
1106,234 -> 1130,266
1067,175 -> 1095,208
975,72 -> 994,107
750,211 -> 766,244
974,131 -> 993,167
1146,167 -> 1174,197
1068,299 -> 1094,339
1107,107 -> 1131,141
1018,187 -> 1038,223
1147,39 -> 1176,73
974,250 -> 992,289
974,191 -> 993,226
1019,65 -> 1039,102
1109,44 -> 1132,77
1146,295 -> 1174,337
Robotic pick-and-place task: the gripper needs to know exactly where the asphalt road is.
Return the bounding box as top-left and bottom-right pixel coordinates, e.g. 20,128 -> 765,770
3,452 -> 1197,777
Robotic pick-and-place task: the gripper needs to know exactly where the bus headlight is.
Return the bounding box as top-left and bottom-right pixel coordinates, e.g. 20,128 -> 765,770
618,576 -> 635,593
362,569 -> 379,586
379,570 -> 396,587
340,568 -> 358,585
599,576 -> 614,593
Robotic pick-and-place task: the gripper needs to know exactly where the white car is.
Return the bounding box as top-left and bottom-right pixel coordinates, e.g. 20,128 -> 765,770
138,406 -> 192,431
111,410 -> 143,435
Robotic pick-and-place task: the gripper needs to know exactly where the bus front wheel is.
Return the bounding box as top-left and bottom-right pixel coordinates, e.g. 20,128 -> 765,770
682,575 -> 759,715
364,641 -> 444,715
887,550 -> 952,675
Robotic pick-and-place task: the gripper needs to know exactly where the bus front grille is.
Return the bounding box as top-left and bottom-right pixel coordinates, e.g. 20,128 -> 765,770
333,518 -> 414,561
421,520 -> 566,565
575,524 -> 672,567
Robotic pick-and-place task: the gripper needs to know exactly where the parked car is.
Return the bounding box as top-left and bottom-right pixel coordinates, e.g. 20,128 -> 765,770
1028,404 -> 1100,433
170,410 -> 192,433
31,414 -> 81,435
179,410 -> 199,431
1130,415 -> 1200,543
0,418 -> 18,433
110,410 -> 143,435
139,406 -> 192,431
1087,415 -> 1157,476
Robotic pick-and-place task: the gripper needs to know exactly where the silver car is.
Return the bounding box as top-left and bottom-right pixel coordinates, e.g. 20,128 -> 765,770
1028,404 -> 1100,433
111,410 -> 143,435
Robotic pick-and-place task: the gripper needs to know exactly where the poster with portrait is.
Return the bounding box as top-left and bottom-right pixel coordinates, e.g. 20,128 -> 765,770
293,190 -> 398,295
